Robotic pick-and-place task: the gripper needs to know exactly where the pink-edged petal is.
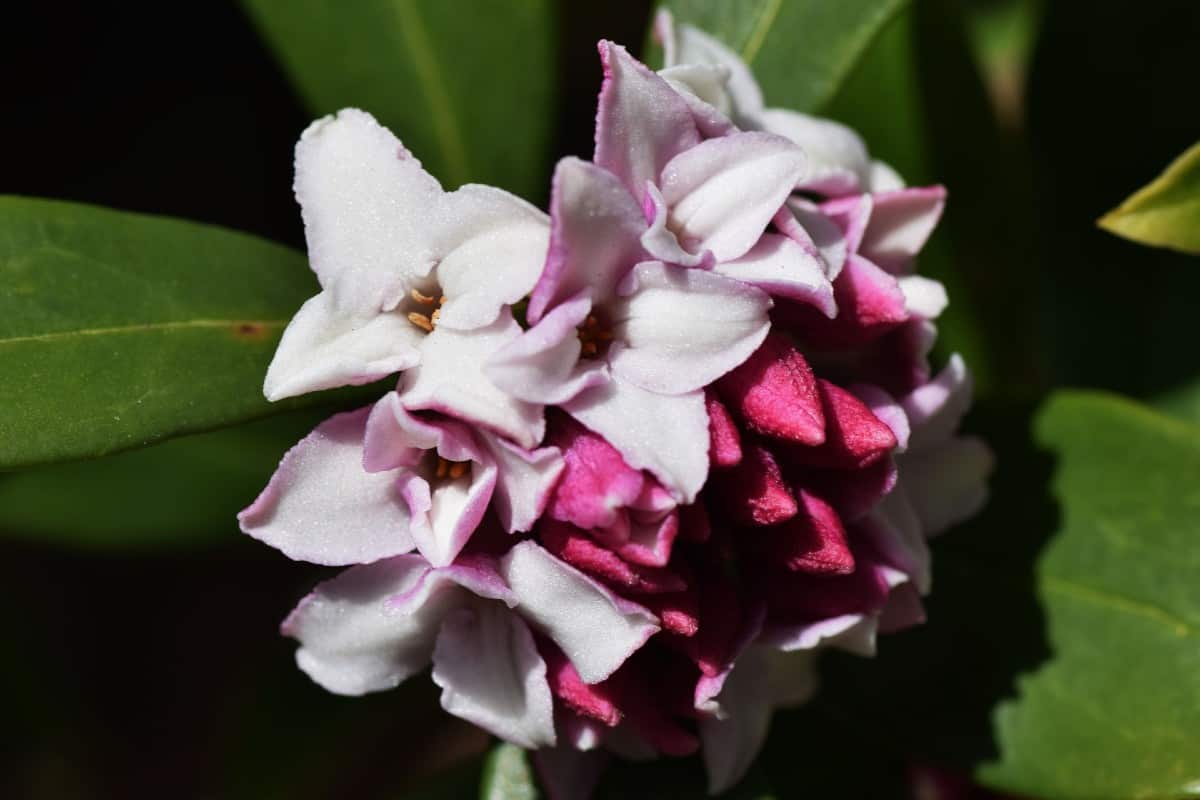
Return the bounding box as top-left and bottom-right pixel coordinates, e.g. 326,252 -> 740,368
563,377 -> 710,503
528,158 -> 647,324
479,431 -> 564,533
867,491 -> 932,594
362,391 -> 472,472
406,458 -> 497,568
760,614 -> 878,657
656,9 -> 764,117
640,183 -> 709,268
609,261 -> 772,394
783,379 -> 898,470
660,132 -> 807,261
431,604 -> 556,748
294,108 -> 440,312
777,254 -> 909,348
545,413 -> 647,531
899,275 -> 948,319
486,292 -> 610,405
713,233 -> 834,314
538,642 -> 623,726
433,183 -> 550,330
657,64 -> 738,138
595,41 -> 700,196
851,383 -> 911,452
859,186 -> 946,273
749,108 -> 870,196
238,408 -> 414,565
499,541 -> 660,684
716,333 -> 825,446
782,199 -> 849,280
899,436 -> 993,536
609,508 -> 680,568
281,555 -> 451,695
263,291 -> 422,401
768,490 -> 856,575
398,310 -> 545,449
699,645 -> 772,794
903,354 -> 973,451
819,193 -> 874,253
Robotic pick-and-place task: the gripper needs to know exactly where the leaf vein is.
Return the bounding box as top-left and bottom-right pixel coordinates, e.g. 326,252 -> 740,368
1042,575 -> 1194,638
0,319 -> 287,347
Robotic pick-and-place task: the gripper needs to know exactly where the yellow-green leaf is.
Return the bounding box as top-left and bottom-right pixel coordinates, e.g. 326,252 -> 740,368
1099,141 -> 1200,255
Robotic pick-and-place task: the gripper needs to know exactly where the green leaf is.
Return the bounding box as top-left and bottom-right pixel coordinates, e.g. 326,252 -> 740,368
655,0 -> 907,111
0,411 -> 323,550
1099,141 -> 1200,255
0,196 -> 316,469
979,392 -> 1200,798
480,743 -> 538,800
242,0 -> 559,201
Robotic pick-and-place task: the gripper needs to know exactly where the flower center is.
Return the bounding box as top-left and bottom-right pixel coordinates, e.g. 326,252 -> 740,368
577,314 -> 614,359
406,288 -> 446,333
434,456 -> 469,481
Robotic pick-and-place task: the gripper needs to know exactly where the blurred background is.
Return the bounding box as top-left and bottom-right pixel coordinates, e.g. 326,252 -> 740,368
3,1 -> 1198,797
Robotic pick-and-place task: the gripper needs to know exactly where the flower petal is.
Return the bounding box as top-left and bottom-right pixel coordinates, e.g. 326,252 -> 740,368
563,377 -> 710,503
528,158 -> 647,324
777,254 -> 909,348
238,408 -> 414,565
479,431 -> 565,533
903,354 -> 973,451
281,555 -> 453,695
713,233 -> 834,314
782,199 -> 849,280
657,64 -> 738,137
660,132 -> 808,261
263,291 -> 422,401
656,9 -> 764,117
859,186 -> 947,274
486,292 -> 610,405
608,261 -> 771,394
899,436 -> 993,536
431,604 -> 556,748
716,333 -> 825,446
434,184 -> 551,330
500,542 -> 660,683
595,41 -> 700,196
546,413 -> 647,531
412,458 -> 498,568
398,310 -> 545,449
699,645 -> 772,794
294,108 -> 441,312
749,108 -> 870,196
898,275 -> 948,319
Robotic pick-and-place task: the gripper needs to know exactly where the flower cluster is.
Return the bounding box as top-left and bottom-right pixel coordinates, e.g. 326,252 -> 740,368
241,12 -> 991,795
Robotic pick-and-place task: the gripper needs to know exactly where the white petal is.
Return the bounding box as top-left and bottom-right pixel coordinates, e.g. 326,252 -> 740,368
399,310 -> 545,449
499,542 -> 659,684
903,354 -> 973,451
714,233 -> 834,314
899,275 -> 948,319
282,556 -> 456,696
434,184 -> 550,331
238,408 -> 414,565
899,436 -> 993,536
432,604 -> 556,748
608,261 -> 771,394
750,108 -> 870,196
661,13 -> 764,117
700,645 -> 772,794
479,432 -> 565,533
660,132 -> 807,261
563,377 -> 709,503
264,291 -> 422,401
294,108 -> 441,312
760,615 -> 878,657
868,160 -> 906,192
785,199 -> 849,280
658,64 -> 737,137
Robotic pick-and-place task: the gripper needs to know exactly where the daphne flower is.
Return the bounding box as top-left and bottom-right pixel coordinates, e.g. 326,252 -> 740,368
244,18 -> 992,799
263,109 -> 549,446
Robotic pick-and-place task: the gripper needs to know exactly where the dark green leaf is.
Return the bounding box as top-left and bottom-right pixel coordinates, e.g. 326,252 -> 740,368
0,196 -> 318,469
242,0 -> 559,201
655,0 -> 907,112
1099,141 -> 1200,255
480,743 -> 539,800
978,392 -> 1200,798
0,411 -> 324,550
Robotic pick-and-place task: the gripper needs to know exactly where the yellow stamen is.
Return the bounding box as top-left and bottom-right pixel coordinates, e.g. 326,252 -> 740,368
411,288 -> 437,305
431,308 -> 441,326
435,458 -> 448,478
407,312 -> 434,332
448,461 -> 468,479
